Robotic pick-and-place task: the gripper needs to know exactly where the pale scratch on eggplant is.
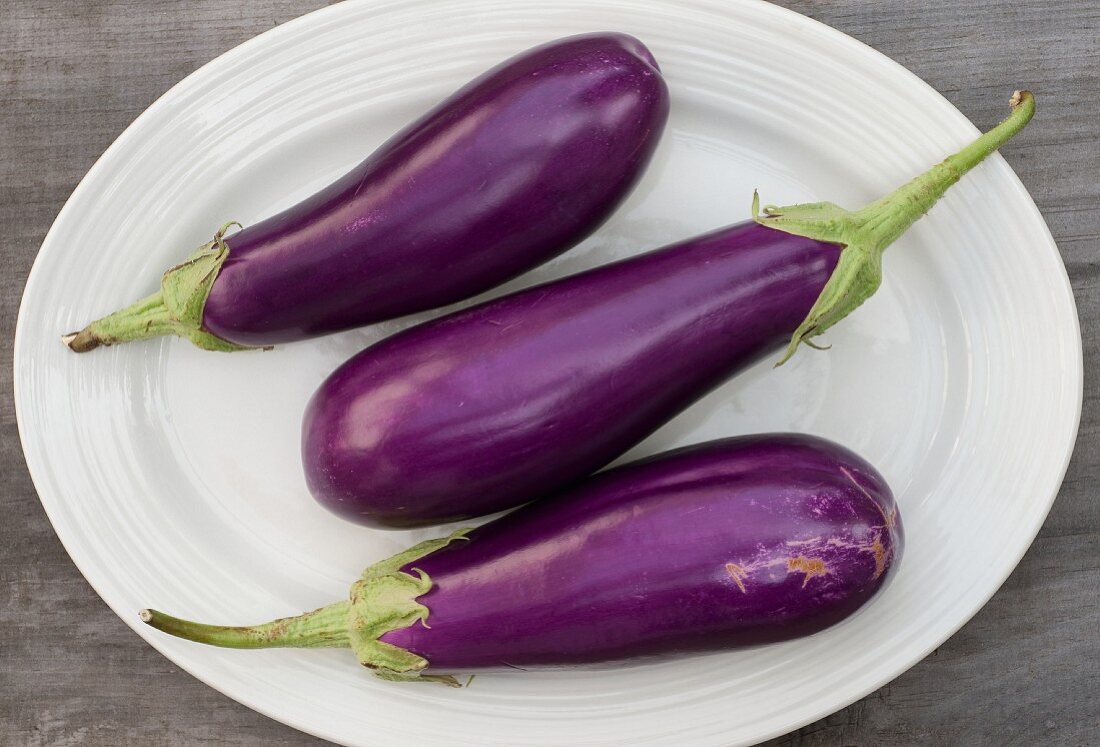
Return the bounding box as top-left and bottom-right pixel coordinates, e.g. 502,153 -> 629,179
870,535 -> 887,579
827,529 -> 890,579
786,555 -> 828,587
724,562 -> 749,593
838,465 -> 874,502
786,536 -> 824,547
839,465 -> 896,530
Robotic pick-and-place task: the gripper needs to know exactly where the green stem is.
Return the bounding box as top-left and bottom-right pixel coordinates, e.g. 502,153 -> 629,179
139,602 -> 352,649
754,90 -> 1035,364
64,222 -> 254,354
62,292 -> 176,353
852,89 -> 1036,251
139,530 -> 473,685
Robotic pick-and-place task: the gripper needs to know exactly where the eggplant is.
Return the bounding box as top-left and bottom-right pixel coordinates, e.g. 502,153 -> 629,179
64,33 -> 668,352
142,434 -> 902,682
304,91 -> 1034,527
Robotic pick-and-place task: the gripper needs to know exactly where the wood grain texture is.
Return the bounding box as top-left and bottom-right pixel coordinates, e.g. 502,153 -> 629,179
2,1 -> 1097,745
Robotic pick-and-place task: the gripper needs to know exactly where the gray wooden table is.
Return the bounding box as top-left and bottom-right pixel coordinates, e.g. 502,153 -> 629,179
3,2 -> 1097,744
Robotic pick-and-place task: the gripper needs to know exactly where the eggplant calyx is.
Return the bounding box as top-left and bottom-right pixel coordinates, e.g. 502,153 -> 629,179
755,90 -> 1036,365
63,222 -> 256,353
346,528 -> 470,684
139,527 -> 471,686
751,192 -> 879,366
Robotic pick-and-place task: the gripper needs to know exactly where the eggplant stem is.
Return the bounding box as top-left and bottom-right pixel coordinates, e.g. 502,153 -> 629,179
139,530 -> 474,683
139,602 -> 352,649
852,89 -> 1036,251
756,90 -> 1036,364
63,292 -> 177,353
64,223 -> 253,353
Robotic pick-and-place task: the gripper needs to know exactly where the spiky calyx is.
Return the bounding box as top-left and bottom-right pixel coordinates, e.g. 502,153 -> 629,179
63,223 -> 255,353
140,528 -> 472,685
756,90 -> 1035,365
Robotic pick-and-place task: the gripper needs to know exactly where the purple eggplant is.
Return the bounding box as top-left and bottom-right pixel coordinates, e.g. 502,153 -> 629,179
142,434 -> 902,682
303,91 -> 1034,527
64,33 -> 668,353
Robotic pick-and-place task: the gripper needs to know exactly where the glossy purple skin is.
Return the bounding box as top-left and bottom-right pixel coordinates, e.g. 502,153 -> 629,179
303,222 -> 842,527
201,33 -> 668,346
380,434 -> 902,670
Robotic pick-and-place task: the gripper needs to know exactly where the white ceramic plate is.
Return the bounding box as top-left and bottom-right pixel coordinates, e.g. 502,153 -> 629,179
15,1 -> 1081,745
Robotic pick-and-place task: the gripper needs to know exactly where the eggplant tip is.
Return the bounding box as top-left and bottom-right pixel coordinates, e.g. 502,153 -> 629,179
62,329 -> 100,353
1009,90 -> 1034,110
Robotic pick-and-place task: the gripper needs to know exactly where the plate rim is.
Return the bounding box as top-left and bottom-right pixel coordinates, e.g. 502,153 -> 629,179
14,0 -> 1083,744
